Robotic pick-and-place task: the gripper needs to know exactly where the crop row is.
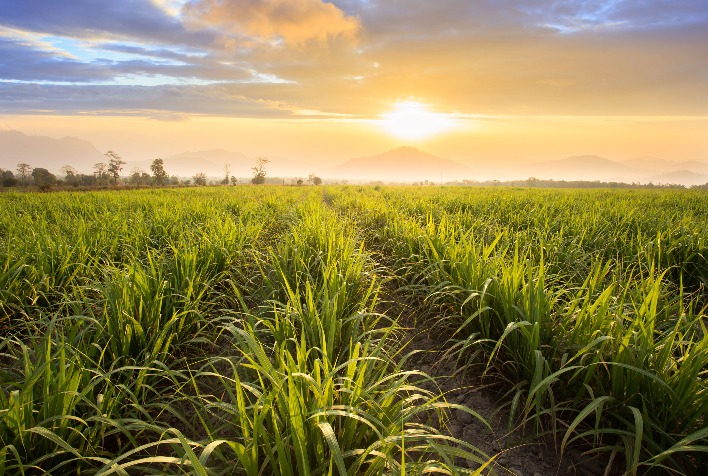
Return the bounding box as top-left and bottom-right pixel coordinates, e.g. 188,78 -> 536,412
1,186 -> 706,475
0,187 -> 485,475
327,186 -> 707,475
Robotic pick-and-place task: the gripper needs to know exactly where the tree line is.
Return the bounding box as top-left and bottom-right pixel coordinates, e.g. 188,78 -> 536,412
446,177 -> 708,190
1,155 -> 175,190
1,151 -> 324,191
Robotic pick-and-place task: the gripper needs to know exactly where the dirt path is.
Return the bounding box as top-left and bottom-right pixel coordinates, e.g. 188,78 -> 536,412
385,289 -> 613,476
325,194 -> 619,475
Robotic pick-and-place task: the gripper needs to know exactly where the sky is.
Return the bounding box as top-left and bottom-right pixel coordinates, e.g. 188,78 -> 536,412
1,0 -> 707,167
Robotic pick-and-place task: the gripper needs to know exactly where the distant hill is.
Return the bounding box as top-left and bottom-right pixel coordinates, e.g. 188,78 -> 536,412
648,170 -> 708,187
0,129 -> 104,173
524,155 -> 640,182
326,146 -> 471,182
0,129 -> 313,180
519,155 -> 708,186
3,128 -> 705,186
620,157 -> 708,174
523,155 -> 708,185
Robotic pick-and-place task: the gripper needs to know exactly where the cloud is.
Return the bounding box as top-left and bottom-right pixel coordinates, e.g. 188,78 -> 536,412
0,37 -> 115,82
0,0 -> 217,47
321,0 -> 708,115
0,36 -> 259,84
148,111 -> 192,121
0,82 -> 348,118
0,0 -> 706,119
183,0 -> 360,46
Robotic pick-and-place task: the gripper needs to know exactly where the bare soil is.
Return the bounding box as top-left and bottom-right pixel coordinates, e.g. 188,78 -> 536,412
387,291 -> 616,476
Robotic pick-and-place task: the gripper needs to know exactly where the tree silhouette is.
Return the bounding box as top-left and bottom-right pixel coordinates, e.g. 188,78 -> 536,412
251,157 -> 269,185
222,163 -> 230,185
31,167 -> 56,191
129,168 -> 151,185
308,173 -> 322,185
0,169 -> 17,187
193,172 -> 208,186
105,151 -> 126,185
61,165 -> 79,187
61,165 -> 76,177
16,163 -> 32,185
151,158 -> 168,185
93,162 -> 108,184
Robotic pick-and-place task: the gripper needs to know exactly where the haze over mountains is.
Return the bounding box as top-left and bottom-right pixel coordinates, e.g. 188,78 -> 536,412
519,155 -> 708,186
1,129 -> 706,186
0,130 -> 310,178
129,150 -> 250,178
0,130 -> 104,171
325,146 -> 471,182
130,149 -> 308,178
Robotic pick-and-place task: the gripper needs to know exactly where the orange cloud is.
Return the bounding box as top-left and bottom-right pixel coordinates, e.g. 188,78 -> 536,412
185,0 -> 360,47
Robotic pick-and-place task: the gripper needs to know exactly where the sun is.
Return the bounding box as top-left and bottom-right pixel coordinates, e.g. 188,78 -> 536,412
379,101 -> 454,141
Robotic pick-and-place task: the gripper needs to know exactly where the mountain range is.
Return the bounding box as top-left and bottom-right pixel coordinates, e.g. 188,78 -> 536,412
1,129 -> 706,186
0,130 -> 104,171
0,130 -> 310,178
325,146 -> 471,182
519,155 -> 708,186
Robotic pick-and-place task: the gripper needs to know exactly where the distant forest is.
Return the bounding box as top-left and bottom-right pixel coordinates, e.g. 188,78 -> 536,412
0,156 -> 323,191
444,178 -> 708,189
2,161 -> 707,192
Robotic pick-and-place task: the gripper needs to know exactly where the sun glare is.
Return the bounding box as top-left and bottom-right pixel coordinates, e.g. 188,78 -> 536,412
380,101 -> 454,141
